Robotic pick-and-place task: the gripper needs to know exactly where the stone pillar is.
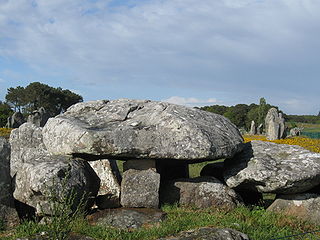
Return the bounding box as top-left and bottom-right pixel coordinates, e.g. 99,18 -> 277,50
120,159 -> 160,208
257,123 -> 263,135
249,120 -> 256,135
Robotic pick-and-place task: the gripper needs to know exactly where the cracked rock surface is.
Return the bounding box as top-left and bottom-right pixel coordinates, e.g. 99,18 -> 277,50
42,99 -> 243,161
224,141 -> 320,194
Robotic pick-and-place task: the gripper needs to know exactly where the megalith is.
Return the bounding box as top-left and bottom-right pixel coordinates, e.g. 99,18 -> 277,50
265,108 -> 285,140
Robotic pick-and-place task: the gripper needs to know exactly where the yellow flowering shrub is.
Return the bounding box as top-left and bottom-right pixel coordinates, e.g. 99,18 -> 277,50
243,135 -> 320,153
0,128 -> 12,138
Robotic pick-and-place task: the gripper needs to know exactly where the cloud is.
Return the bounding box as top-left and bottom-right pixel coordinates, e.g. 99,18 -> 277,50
0,0 -> 320,114
163,96 -> 218,107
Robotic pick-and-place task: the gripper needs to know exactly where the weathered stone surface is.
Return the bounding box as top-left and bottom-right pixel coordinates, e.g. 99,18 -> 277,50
224,141 -> 320,194
13,158 -> 100,215
249,120 -> 256,135
157,227 -> 250,240
265,108 -> 285,140
200,161 -> 224,182
121,169 -> 160,208
0,137 -> 12,205
27,107 -> 49,127
9,123 -> 47,177
0,137 -> 19,228
267,193 -> 320,225
42,99 -> 243,161
89,159 -> 121,209
87,208 -> 167,229
160,177 -> 242,210
6,112 -> 25,128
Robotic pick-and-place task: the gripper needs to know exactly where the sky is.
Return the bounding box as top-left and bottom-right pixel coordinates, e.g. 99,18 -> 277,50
0,0 -> 319,115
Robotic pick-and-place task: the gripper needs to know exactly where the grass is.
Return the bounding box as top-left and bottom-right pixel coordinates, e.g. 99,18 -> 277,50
2,204 -> 319,240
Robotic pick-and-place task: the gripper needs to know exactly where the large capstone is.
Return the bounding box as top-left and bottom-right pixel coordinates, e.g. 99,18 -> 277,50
42,99 -> 243,161
224,141 -> 320,194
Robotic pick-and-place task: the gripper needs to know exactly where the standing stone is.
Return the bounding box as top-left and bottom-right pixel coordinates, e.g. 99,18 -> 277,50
0,137 -> 19,228
249,120 -> 256,135
265,108 -> 285,140
89,159 -> 121,209
257,123 -> 263,135
27,107 -> 49,127
6,112 -> 25,128
160,177 -> 242,210
224,141 -> 320,194
121,168 -> 160,208
267,193 -> 320,225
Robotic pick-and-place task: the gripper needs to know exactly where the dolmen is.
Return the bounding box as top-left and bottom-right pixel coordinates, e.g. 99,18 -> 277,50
5,98 -> 244,222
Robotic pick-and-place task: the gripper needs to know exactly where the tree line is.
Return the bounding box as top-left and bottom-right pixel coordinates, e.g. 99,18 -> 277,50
0,82 -> 83,127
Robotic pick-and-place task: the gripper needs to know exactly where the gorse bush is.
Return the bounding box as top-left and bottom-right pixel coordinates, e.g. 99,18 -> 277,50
244,135 -> 320,153
0,128 -> 12,138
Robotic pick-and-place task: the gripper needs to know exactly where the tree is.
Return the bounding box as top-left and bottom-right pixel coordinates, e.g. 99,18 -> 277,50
0,101 -> 13,127
5,82 -> 83,116
5,86 -> 26,112
223,104 -> 249,128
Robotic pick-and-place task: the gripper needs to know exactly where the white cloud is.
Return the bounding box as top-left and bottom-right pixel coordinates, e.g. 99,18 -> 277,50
163,96 -> 218,107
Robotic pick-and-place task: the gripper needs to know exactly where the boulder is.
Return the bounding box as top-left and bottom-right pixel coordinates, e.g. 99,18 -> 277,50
200,161 -> 224,182
87,208 -> 166,229
88,159 -> 121,209
157,227 -> 250,240
27,107 -> 49,127
267,193 -> 320,225
9,123 -> 47,177
42,99 -> 243,161
224,141 -> 320,194
160,177 -> 242,210
121,169 -> 160,208
13,158 -> 100,216
0,137 -> 19,228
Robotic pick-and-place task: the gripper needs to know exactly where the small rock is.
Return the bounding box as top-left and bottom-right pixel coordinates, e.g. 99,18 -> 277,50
157,227 -> 250,240
87,208 -> 167,229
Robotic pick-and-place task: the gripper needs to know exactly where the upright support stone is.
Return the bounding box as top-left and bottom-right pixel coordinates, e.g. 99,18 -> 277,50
89,159 -> 121,209
121,160 -> 160,208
